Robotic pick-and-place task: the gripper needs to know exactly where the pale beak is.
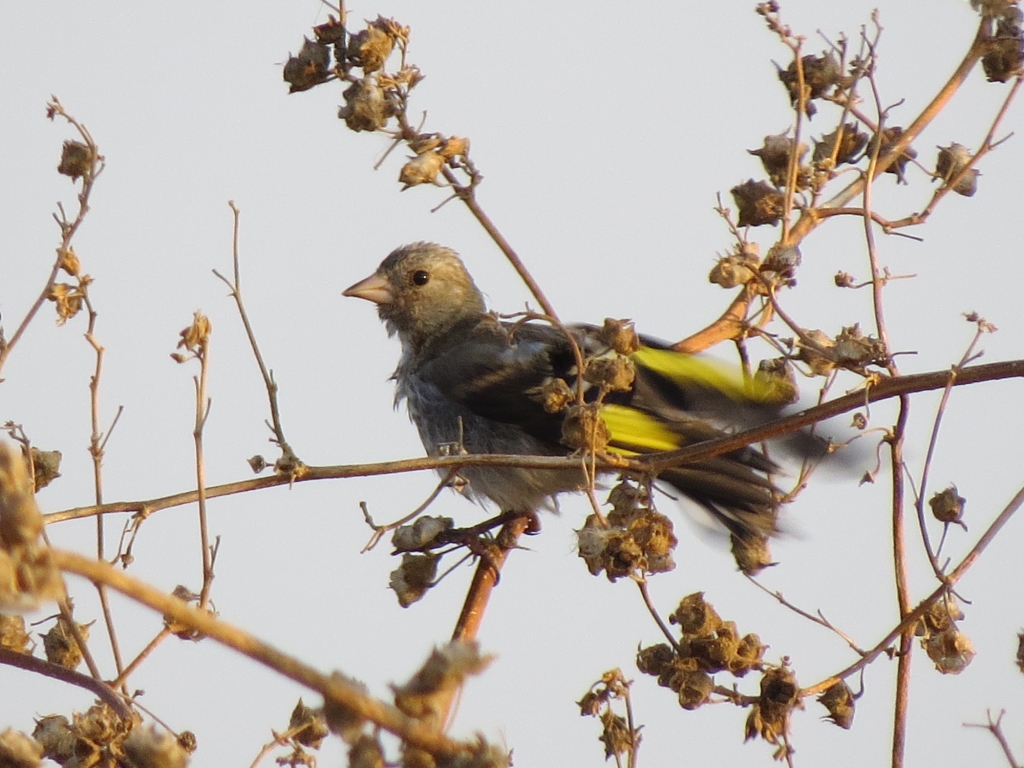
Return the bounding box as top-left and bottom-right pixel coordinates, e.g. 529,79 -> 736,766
343,272 -> 393,304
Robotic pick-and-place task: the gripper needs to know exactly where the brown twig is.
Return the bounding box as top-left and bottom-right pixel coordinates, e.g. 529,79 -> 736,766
213,202 -> 301,470
964,710 -> 1024,768
802,480 -> 1024,697
0,647 -> 130,719
0,98 -> 105,375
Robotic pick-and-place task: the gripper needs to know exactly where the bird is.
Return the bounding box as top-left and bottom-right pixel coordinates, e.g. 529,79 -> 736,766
344,242 -> 790,572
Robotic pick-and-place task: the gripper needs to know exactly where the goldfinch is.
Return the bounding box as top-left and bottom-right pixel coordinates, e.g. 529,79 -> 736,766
344,243 -> 785,566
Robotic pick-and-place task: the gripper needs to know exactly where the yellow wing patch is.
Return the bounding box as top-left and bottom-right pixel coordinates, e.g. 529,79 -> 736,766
631,346 -> 775,403
601,404 -> 681,454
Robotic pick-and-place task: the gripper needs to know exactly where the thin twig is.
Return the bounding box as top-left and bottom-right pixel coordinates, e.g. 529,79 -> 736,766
213,202 -> 300,470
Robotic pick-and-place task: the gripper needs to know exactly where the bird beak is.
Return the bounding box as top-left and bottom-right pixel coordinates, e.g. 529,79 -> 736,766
343,272 -> 393,304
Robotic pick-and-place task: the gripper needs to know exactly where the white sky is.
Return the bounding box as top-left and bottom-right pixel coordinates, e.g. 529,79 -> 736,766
2,1 -> 1023,766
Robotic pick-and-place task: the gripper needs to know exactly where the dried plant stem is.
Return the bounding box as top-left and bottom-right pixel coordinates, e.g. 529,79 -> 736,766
109,627 -> 172,691
214,202 -> 300,469
788,18 -> 991,245
636,580 -> 681,652
52,548 -> 472,760
0,99 -> 104,374
0,647 -> 130,719
964,711 -> 1023,768
802,481 -> 1024,697
443,168 -> 560,322
84,299 -> 127,684
192,336 -> 216,609
885,74 -> 1022,231
43,359 -> 1024,526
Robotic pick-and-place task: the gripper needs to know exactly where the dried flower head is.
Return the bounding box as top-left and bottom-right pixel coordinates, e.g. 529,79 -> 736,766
388,553 -> 439,607
57,140 -> 95,179
283,38 -> 331,93
776,53 -> 841,116
877,126 -> 918,184
398,150 -> 445,189
748,132 -> 808,187
731,179 -> 785,227
929,485 -> 967,528
817,681 -> 856,729
813,123 -> 869,168
339,77 -> 391,132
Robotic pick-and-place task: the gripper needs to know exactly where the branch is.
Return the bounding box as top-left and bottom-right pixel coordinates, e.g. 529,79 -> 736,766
51,549 -> 477,761
42,359 -> 1024,525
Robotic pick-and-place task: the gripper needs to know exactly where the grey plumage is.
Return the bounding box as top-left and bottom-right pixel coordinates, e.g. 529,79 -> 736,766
344,242 -> 784,550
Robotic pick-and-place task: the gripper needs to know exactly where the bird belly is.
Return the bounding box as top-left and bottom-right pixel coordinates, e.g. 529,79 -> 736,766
402,380 -> 582,512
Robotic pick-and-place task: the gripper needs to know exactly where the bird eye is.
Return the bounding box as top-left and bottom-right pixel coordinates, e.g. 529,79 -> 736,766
412,270 -> 430,286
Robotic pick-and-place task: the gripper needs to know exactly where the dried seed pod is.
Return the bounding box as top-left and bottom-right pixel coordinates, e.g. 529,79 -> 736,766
347,24 -> 393,73
833,324 -> 888,368
391,515 -> 453,552
338,77 -> 390,132
924,627 -> 975,674
599,711 -> 635,758
877,126 -> 918,184
627,510 -> 677,574
929,485 -> 967,528
313,16 -> 346,45
57,140 -> 94,179
731,532 -> 774,575
982,15 -> 1024,82
439,136 -> 470,161
388,553 -> 439,607
323,672 -> 369,743
813,123 -> 869,167
27,448 -> 62,492
748,132 -> 808,187
562,403 -> 610,453
796,329 -> 837,376
817,681 -> 855,728
762,242 -> 801,285
535,376 -> 573,414
0,614 -> 31,654
745,666 -> 801,747
46,283 -> 83,325
584,355 -> 636,393
935,143 -> 979,196
636,643 -> 676,677
1016,631 -> 1024,673
730,633 -> 766,676
0,443 -> 45,547
0,728 -> 43,768
597,318 -> 640,356
776,53 -> 841,116
122,725 -> 191,768
289,699 -> 329,749
32,715 -> 75,764
283,38 -> 331,93
42,617 -> 90,670
670,592 -> 722,636
709,243 -> 760,289
672,667 -> 714,710
398,151 -> 445,190
730,179 -> 784,227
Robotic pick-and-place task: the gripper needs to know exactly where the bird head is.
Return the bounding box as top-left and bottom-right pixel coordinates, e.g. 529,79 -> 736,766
343,242 -> 487,351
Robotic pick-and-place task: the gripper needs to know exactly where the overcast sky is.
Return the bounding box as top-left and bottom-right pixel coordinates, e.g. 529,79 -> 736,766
2,1 -> 1023,766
